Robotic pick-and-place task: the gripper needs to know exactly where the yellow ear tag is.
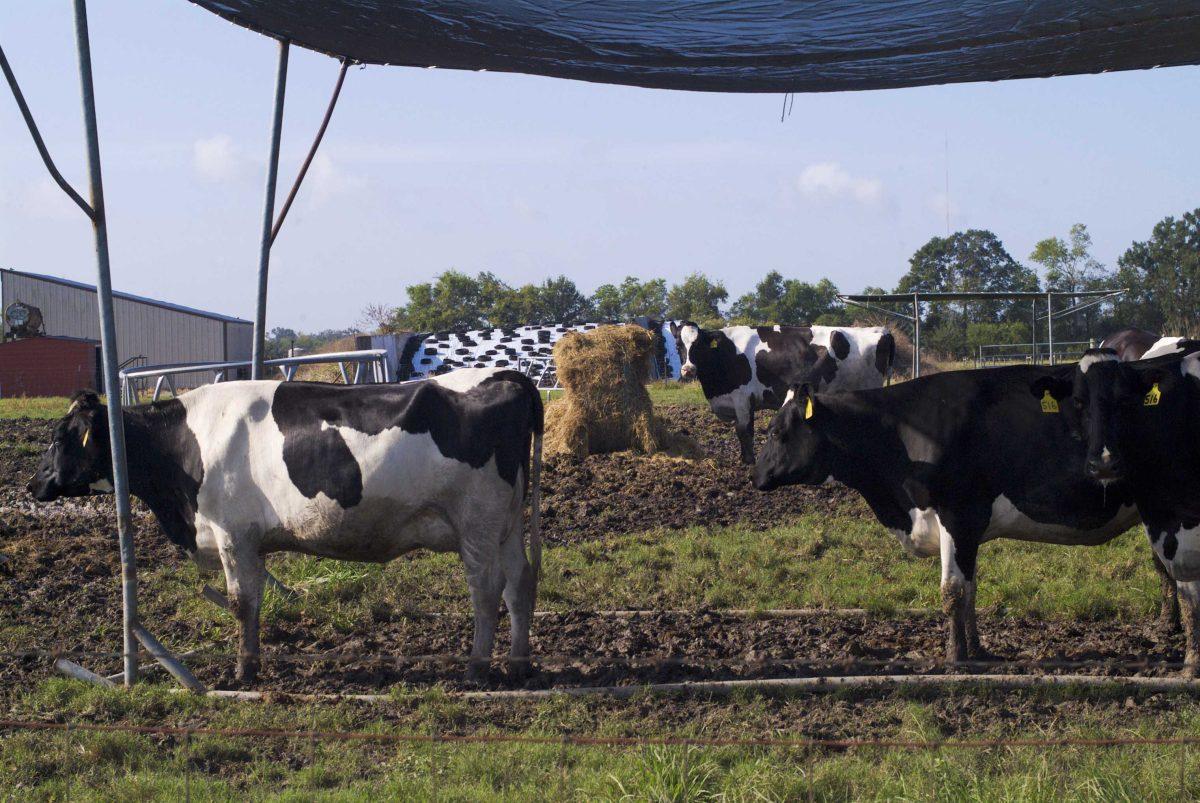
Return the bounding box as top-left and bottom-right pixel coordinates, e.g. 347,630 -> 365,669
1144,383 -> 1161,406
81,428 -> 90,447
709,340 -> 719,349
1040,390 -> 1059,414
804,397 -> 814,420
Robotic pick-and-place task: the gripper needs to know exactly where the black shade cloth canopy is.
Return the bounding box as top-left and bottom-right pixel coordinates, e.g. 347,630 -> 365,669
188,1 -> 1200,93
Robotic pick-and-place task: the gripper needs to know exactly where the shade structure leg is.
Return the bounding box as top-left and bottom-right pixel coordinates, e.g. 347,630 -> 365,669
251,39 -> 290,380
911,293 -> 920,377
73,0 -> 139,688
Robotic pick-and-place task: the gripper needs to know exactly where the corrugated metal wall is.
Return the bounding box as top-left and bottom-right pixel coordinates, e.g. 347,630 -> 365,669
2,272 -> 253,390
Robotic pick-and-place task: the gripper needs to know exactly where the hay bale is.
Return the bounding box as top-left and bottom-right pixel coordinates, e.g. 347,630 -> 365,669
544,325 -> 701,459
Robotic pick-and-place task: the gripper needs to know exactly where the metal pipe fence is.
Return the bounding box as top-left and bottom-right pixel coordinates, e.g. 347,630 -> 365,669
118,349 -> 391,405
975,340 -> 1094,368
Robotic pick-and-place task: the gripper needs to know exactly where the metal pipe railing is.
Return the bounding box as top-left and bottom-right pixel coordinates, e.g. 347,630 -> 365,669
119,349 -> 390,404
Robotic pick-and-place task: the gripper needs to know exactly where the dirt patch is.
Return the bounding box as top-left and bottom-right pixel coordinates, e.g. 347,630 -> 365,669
541,405 -> 865,542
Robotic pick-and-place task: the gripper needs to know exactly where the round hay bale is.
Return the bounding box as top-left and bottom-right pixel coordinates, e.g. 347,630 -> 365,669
544,325 -> 701,459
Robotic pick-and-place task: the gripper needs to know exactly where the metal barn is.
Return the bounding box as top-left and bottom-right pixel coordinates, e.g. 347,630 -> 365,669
1,268 -> 252,391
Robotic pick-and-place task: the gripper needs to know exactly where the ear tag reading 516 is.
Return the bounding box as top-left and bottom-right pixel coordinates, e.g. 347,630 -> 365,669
804,397 -> 814,420
1040,390 -> 1059,413
1144,383 -> 1162,406
81,428 -> 90,447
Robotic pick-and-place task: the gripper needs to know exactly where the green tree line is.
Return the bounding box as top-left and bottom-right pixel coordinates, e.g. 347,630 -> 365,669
336,206 -> 1200,355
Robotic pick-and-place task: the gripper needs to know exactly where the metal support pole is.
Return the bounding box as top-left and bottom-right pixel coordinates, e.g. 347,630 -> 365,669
1046,291 -> 1054,366
1031,299 -> 1036,364
0,43 -> 94,219
72,0 -> 138,687
912,293 -> 920,378
251,39 -> 290,380
271,59 -> 350,245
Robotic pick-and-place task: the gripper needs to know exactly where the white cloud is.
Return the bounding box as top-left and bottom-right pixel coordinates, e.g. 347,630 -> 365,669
797,162 -> 883,205
305,154 -> 367,208
25,178 -> 80,221
193,134 -> 239,182
927,191 -> 961,226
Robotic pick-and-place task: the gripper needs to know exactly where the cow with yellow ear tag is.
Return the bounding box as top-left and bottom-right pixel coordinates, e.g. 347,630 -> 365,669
754,363 -> 1152,667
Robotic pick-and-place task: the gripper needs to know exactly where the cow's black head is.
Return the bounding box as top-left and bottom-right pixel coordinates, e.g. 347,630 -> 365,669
28,391 -> 113,502
670,320 -> 745,390
753,384 -> 830,491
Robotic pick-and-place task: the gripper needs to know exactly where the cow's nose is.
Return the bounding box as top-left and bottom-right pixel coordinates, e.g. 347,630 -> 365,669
680,365 -> 696,379
1086,453 -> 1123,481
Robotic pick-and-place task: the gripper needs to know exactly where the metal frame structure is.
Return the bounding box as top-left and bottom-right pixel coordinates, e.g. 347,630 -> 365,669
840,289 -> 1125,377
0,3 -> 350,691
119,349 -> 390,405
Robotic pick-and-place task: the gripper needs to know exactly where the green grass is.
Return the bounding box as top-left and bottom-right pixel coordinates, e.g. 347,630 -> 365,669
0,396 -> 71,419
85,513 -> 1160,664
646,379 -> 707,407
2,679 -> 1200,800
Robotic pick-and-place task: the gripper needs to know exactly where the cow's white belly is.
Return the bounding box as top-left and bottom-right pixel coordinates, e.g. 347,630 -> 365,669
889,507 -> 942,557
1149,523 -> 1200,582
982,494 -> 1138,546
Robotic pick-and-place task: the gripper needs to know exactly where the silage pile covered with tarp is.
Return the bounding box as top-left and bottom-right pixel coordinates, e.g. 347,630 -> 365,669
544,325 -> 701,460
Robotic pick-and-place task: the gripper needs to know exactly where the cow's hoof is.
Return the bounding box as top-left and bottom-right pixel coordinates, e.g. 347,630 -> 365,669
507,658 -> 532,683
465,659 -> 490,685
740,455 -> 755,466
967,642 -> 997,661
1157,614 -> 1182,635
235,658 -> 260,686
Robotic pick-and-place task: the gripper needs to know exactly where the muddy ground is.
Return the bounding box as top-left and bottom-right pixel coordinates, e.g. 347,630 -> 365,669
0,410 -> 1190,696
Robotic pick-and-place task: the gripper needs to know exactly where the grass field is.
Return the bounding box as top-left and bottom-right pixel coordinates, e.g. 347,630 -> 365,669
4,382 -> 1200,800
0,396 -> 73,420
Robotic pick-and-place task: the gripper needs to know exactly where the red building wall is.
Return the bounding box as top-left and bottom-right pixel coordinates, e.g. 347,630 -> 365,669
0,337 -> 98,398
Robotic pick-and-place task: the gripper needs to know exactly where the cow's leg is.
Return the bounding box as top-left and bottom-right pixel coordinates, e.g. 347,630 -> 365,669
463,541 -> 504,684
500,516 -> 535,681
734,402 -> 755,465
938,525 -> 979,664
963,578 -> 983,659
218,541 -> 266,684
1151,545 -> 1181,633
1178,581 -> 1200,677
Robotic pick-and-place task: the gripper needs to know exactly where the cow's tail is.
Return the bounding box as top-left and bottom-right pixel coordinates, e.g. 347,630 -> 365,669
529,428 -> 543,581
527,384 -> 545,583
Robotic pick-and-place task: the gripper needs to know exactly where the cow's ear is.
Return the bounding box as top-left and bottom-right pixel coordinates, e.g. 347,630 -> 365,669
668,321 -> 679,337
793,382 -> 817,421
1029,376 -> 1071,402
67,390 -> 102,414
1135,367 -> 1173,405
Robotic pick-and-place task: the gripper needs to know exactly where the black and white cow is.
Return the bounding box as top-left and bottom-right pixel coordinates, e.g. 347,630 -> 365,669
752,364 -> 1148,664
669,322 -> 895,464
28,368 -> 544,684
1100,328 -> 1184,362
1058,344 -> 1200,672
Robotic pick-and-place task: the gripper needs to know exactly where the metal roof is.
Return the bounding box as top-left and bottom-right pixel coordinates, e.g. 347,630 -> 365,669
188,1 -> 1200,93
2,268 -> 252,325
842,290 -> 1125,303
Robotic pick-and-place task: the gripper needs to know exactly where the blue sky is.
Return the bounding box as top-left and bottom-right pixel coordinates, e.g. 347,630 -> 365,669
2,2 -> 1198,330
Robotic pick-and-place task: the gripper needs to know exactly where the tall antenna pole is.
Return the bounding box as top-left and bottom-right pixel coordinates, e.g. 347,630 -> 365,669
944,133 -> 950,235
